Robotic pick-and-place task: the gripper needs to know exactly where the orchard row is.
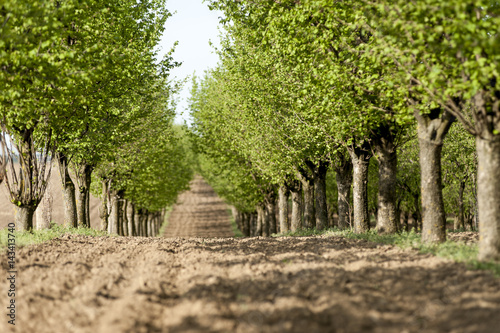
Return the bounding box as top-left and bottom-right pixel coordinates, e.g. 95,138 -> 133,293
0,1 -> 193,233
189,1 -> 500,261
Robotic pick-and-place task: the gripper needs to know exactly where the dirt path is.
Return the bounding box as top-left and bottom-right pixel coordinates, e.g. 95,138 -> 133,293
1,177 -> 500,332
162,176 -> 234,238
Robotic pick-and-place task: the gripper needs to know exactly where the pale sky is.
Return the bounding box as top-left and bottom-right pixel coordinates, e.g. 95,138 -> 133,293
158,0 -> 223,125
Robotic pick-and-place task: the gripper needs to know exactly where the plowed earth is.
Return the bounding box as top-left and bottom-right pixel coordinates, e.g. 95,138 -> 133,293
1,178 -> 499,333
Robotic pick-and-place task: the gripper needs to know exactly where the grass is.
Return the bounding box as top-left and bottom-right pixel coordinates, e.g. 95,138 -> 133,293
273,227 -> 500,277
227,208 -> 244,238
0,223 -> 109,250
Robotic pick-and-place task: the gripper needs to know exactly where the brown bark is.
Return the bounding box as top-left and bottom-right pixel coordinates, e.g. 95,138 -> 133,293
148,214 -> 153,237
373,136 -> 398,234
249,212 -> 255,236
257,205 -> 269,237
35,181 -> 53,230
238,212 -> 246,236
265,198 -> 277,235
415,109 -> 454,244
57,153 -> 77,227
412,193 -> 422,231
256,205 -> 265,237
307,161 -> 329,230
4,128 -> 52,231
298,171 -> 315,229
127,201 -> 136,236
348,143 -> 372,233
143,211 -> 148,236
76,163 -> 93,228
141,212 -> 147,237
250,212 -> 257,236
419,139 -> 447,243
86,190 -> 90,228
278,185 -> 290,233
122,200 -> 129,236
290,182 -> 302,232
134,209 -> 142,236
15,206 -> 35,231
108,190 -> 120,235
244,212 -> 252,236
100,179 -> 109,232
232,207 -> 240,232
476,137 -> 500,261
148,213 -> 152,237
335,155 -> 353,230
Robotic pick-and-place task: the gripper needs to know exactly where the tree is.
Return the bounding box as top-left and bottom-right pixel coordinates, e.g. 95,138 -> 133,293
367,0 -> 500,259
0,0 -> 80,230
51,0 -> 174,228
209,0 -> 414,235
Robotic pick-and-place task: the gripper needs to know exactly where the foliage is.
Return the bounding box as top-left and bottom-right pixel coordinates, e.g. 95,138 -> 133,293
442,124 -> 478,223
366,0 -> 500,138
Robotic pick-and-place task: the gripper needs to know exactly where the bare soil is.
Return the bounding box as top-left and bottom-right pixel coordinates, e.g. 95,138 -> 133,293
1,178 -> 499,332
162,176 -> 234,238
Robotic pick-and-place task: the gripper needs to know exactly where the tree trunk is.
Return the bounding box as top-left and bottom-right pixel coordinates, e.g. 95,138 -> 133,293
290,186 -> 302,232
76,163 -> 93,228
244,212 -> 252,236
374,137 -> 398,234
250,212 -> 257,236
100,179 -> 109,232
476,137 -> 500,261
127,201 -> 136,236
57,153 -> 77,227
149,214 -> 154,237
108,191 -> 119,234
86,189 -> 90,228
313,162 -> 329,230
6,128 -> 52,231
335,155 -> 353,230
15,205 -> 36,231
140,211 -> 147,237
234,208 -> 241,231
419,139 -> 447,243
256,206 -> 264,236
122,200 -> 129,236
415,109 -> 454,244
266,199 -> 277,235
256,205 -> 264,236
395,200 -> 402,232
466,213 -> 474,232
278,185 -> 289,233
412,194 -> 422,231
147,214 -> 152,237
348,144 -> 372,233
248,212 -> 254,236
140,212 -> 146,237
35,181 -> 53,230
135,209 -> 142,236
144,211 -> 150,237
299,174 -> 315,229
